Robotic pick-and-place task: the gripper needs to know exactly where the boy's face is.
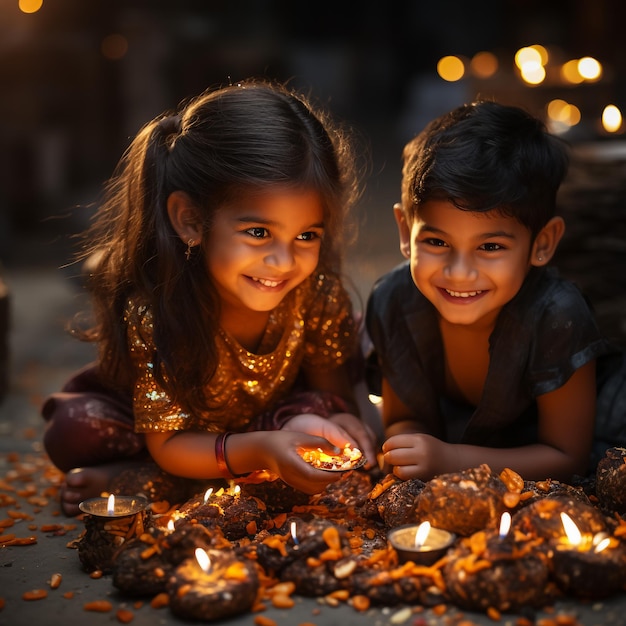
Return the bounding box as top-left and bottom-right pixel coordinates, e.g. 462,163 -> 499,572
395,199 -> 536,328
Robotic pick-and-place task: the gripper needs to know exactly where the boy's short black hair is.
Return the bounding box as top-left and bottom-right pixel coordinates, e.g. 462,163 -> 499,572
401,100 -> 570,237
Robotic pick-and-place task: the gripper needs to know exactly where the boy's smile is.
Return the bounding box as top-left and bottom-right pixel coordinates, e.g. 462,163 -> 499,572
397,199 -> 535,329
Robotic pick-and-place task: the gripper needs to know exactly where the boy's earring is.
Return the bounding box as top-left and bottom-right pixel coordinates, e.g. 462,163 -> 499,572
185,239 -> 195,261
537,255 -> 543,262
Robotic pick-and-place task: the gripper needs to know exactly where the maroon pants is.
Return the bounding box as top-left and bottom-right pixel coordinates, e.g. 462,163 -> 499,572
41,363 -> 353,473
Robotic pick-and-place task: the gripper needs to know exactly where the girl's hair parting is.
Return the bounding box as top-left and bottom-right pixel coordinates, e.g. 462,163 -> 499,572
401,100 -> 570,237
74,78 -> 363,412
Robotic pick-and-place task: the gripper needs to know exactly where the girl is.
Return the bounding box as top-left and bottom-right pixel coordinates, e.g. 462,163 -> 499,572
43,79 -> 377,516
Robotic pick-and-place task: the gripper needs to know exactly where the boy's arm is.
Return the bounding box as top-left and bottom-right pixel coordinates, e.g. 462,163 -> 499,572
382,377 -> 429,437
383,361 -> 597,482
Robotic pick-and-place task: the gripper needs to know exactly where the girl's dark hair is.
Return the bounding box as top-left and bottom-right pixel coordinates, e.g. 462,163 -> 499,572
74,78 -> 362,414
401,100 -> 570,237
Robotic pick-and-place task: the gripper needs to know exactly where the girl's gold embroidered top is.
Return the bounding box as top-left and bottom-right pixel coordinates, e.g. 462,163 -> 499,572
126,272 -> 355,434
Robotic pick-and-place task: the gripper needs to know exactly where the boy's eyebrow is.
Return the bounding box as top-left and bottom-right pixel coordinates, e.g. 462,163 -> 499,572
421,224 -> 516,239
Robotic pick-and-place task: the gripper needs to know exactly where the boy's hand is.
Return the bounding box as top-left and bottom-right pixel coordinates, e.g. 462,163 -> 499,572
382,432 -> 449,481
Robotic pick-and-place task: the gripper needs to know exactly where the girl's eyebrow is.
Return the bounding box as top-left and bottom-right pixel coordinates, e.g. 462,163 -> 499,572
235,216 -> 325,229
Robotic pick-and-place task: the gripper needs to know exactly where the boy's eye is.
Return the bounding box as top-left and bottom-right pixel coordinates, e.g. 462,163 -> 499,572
480,242 -> 503,251
246,227 -> 269,239
424,237 -> 447,247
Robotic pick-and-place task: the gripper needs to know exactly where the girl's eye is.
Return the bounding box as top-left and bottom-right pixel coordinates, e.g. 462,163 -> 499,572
296,231 -> 320,242
246,227 -> 269,239
480,242 -> 503,252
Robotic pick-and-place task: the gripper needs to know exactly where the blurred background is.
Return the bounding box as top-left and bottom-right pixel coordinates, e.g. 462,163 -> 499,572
1,0 -> 626,408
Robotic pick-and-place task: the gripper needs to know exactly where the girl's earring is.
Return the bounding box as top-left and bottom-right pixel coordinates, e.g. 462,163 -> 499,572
185,239 -> 195,261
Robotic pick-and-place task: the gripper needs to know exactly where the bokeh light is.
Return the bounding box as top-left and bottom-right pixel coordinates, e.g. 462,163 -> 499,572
436,56 -> 465,82
577,56 -> 602,81
470,51 -> 498,79
602,105 -> 622,133
18,0 -> 43,13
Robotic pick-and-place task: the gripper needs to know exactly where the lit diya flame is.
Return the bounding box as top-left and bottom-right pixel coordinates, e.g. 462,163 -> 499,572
167,519 -> 175,533
107,493 -> 116,516
499,511 -> 512,538
560,512 -> 582,546
203,488 -> 214,503
591,532 -> 612,554
290,520 -> 299,547
414,521 -> 431,548
300,444 -> 364,471
195,547 -> 211,573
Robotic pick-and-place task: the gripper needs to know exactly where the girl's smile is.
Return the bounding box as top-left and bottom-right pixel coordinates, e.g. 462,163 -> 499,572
206,188 -> 325,322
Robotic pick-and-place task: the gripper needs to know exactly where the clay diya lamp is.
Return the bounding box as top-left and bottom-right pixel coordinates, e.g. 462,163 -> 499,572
444,512 -> 553,613
551,512 -> 626,598
387,520 -> 456,566
299,444 -> 365,472
77,494 -> 149,573
167,547 -> 259,621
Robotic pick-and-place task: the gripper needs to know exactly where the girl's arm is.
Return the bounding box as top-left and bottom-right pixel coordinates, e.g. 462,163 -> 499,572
145,429 -> 345,495
383,361 -> 597,482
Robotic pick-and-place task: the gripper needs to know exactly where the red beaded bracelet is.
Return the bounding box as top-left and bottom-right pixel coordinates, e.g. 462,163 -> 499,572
215,432 -> 235,479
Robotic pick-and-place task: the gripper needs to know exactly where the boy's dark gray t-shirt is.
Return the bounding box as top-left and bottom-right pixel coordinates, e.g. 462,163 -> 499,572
365,262 -> 623,467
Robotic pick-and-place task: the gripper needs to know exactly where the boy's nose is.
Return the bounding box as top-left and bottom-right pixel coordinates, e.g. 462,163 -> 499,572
443,251 -> 477,280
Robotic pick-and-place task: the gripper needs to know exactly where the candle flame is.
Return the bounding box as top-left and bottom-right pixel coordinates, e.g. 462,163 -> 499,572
414,521 -> 431,548
233,484 -> 241,496
203,488 -> 213,503
560,512 -> 582,545
499,512 -> 511,538
167,519 -> 175,533
594,537 -> 611,553
195,547 -> 211,572
107,494 -> 115,515
290,520 -> 299,545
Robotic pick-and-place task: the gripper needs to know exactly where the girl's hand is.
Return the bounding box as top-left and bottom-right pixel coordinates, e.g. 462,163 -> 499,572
252,430 -> 344,495
282,413 -> 377,470
382,432 -> 450,481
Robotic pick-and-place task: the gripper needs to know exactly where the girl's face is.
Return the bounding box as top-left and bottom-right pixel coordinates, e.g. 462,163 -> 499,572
396,199 -> 535,329
206,188 -> 325,317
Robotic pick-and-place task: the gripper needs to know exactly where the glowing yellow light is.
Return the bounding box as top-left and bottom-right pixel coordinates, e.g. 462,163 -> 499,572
368,394 -> 382,405
560,512 -> 582,545
515,46 -> 543,69
437,56 -> 465,82
414,521 -> 431,548
519,61 -> 545,85
546,100 -> 581,134
499,511 -> 511,537
195,547 -> 211,572
602,105 -> 622,133
529,44 -> 549,65
547,99 -> 569,121
578,56 -> 602,81
101,34 -> 129,61
561,59 -> 584,84
19,0 -> 43,12
470,51 -> 498,78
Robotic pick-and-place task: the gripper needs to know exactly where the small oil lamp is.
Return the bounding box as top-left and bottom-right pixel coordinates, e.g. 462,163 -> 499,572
77,494 -> 149,573
551,512 -> 626,598
167,547 -> 259,621
387,521 -> 456,565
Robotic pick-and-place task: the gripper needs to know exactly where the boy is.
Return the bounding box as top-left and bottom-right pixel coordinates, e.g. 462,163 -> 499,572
366,100 -> 624,483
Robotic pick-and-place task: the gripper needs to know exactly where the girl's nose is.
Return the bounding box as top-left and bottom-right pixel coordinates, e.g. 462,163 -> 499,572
264,242 -> 295,270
